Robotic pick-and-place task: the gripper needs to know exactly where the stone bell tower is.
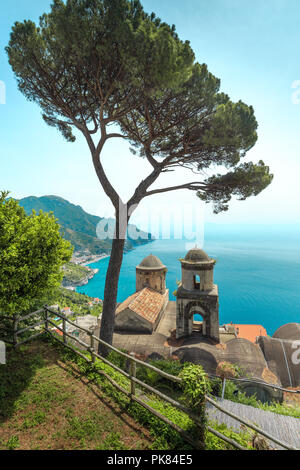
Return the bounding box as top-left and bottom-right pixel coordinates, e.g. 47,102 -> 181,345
136,254 -> 167,294
176,248 -> 220,342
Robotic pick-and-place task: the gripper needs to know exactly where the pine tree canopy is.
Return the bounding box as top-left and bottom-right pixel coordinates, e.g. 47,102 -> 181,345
6,0 -> 273,213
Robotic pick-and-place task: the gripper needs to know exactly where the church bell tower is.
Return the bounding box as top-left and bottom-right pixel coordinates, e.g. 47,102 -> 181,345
176,248 -> 220,342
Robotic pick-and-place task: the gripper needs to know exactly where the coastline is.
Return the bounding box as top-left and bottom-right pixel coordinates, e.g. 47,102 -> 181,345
81,254 -> 110,266
62,264 -> 101,291
73,236 -> 300,336
73,239 -> 155,292
81,239 -> 155,267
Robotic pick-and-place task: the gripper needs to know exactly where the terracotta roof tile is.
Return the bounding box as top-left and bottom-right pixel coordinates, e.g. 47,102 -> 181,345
116,288 -> 165,324
235,324 -> 268,343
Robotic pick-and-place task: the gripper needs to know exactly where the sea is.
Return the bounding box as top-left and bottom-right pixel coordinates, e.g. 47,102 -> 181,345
76,223 -> 300,336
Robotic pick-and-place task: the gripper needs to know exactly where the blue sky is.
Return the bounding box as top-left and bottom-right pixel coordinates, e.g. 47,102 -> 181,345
1,0 -> 300,230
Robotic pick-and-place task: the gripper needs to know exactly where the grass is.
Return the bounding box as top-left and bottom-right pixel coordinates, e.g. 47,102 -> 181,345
0,340 -> 152,450
55,339 -> 256,450
135,359 -> 300,420
2,336 -> 283,451
216,378 -> 300,419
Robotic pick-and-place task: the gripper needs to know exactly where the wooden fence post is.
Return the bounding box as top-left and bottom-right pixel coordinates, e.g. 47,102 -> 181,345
221,378 -> 227,400
44,306 -> 49,333
130,352 -> 136,398
89,333 -> 95,364
61,309 -> 67,345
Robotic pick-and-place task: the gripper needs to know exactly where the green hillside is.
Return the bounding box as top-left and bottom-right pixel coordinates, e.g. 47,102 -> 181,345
62,262 -> 92,286
18,195 -> 153,255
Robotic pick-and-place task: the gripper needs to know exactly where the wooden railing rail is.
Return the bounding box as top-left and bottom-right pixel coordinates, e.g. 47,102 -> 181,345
16,320 -> 45,336
45,306 -> 182,383
92,331 -> 182,384
2,306 -> 298,450
18,309 -> 44,322
207,372 -> 300,395
205,396 -> 297,450
44,306 -> 300,451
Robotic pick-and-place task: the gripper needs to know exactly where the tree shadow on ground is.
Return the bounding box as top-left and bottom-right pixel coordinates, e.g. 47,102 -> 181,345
0,339 -> 54,424
0,336 -> 153,447
55,348 -> 153,443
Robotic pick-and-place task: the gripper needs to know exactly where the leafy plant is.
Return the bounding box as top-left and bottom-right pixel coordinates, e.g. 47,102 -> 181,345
6,435 -> 20,450
136,359 -> 185,396
206,421 -> 254,450
179,364 -> 211,447
209,377 -> 223,397
107,349 -> 128,371
0,192 -> 72,317
179,364 -> 211,409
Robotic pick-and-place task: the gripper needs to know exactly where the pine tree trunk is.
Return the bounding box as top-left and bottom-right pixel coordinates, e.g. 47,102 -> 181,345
98,216 -> 127,357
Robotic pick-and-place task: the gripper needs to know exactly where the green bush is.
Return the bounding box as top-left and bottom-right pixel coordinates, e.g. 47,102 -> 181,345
206,421 -> 254,450
107,349 -> 128,371
136,358 -> 185,394
209,377 -> 223,397
179,364 -> 211,409
50,337 -> 256,450
209,375 -> 300,418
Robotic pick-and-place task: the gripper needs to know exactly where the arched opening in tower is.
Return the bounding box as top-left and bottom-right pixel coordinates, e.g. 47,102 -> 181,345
193,313 -> 205,335
194,274 -> 201,290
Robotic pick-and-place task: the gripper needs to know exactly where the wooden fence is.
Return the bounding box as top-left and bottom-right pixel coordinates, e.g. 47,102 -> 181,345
1,307 -> 298,451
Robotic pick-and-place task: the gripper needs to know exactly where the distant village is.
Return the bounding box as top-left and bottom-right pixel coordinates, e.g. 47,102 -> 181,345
71,250 -> 109,266
61,249 -> 109,291
50,297 -> 103,340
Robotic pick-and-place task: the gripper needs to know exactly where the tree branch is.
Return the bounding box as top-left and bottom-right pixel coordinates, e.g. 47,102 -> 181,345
79,123 -> 122,209
144,181 -> 207,197
106,133 -> 128,140
127,166 -> 162,208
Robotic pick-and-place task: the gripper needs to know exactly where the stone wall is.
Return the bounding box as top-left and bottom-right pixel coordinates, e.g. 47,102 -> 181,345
115,308 -> 153,333
136,267 -> 167,294
181,261 -> 215,291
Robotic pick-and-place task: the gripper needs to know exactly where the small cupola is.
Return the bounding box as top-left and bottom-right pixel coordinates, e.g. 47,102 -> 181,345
136,254 -> 167,294
180,248 -> 216,292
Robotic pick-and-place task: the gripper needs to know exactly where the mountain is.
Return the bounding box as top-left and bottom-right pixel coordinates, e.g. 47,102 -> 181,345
18,195 -> 153,255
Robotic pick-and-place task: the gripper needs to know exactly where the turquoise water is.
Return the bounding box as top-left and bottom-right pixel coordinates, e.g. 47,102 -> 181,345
77,224 -> 300,336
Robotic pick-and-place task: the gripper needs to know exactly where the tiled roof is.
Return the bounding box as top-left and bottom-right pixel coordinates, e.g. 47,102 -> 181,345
235,324 -> 267,343
116,288 -> 166,324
